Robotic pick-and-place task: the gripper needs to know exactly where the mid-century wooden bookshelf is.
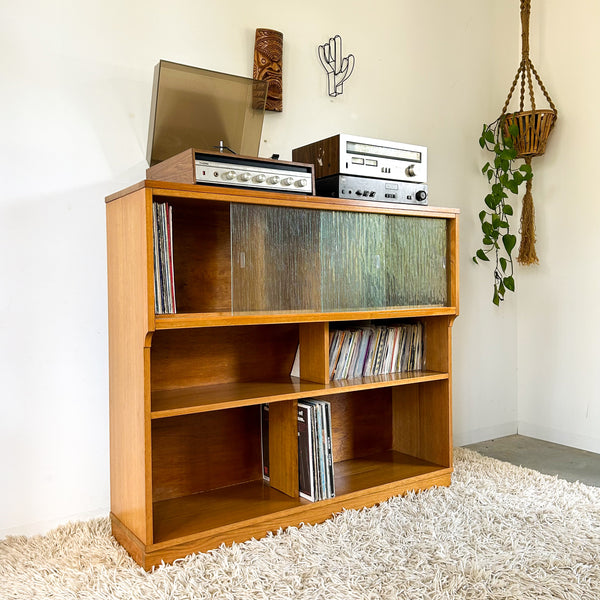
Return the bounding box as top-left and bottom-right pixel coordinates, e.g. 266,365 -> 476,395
105,180 -> 459,569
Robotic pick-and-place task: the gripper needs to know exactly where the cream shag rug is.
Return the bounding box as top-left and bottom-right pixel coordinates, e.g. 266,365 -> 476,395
2,448 -> 600,599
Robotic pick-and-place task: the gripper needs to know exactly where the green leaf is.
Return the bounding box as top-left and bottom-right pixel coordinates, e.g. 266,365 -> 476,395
498,220 -> 509,229
493,286 -> 500,306
492,213 -> 501,228
508,123 -> 519,137
500,148 -> 516,161
503,233 -> 517,255
485,195 -> 496,210
482,221 -> 493,236
499,281 -> 506,296
481,162 -> 491,174
476,249 -> 490,262
479,136 -> 486,149
483,236 -> 493,245
519,163 -> 532,174
479,210 -> 487,223
473,256 -> 478,263
503,204 -> 514,216
500,257 -> 508,271
504,276 -> 515,292
506,180 -> 519,194
487,170 -> 494,182
484,129 -> 495,143
513,171 -> 524,185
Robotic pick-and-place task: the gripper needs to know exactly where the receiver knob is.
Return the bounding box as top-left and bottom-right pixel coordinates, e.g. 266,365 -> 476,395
253,174 -> 266,183
267,175 -> 280,185
281,177 -> 294,186
416,190 -> 428,202
405,165 -> 416,177
223,170 -> 236,180
238,172 -> 251,182
294,178 -> 307,188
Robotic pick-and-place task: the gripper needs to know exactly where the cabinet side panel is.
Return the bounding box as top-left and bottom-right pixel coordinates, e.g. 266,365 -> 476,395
107,189 -> 153,543
448,216 -> 459,311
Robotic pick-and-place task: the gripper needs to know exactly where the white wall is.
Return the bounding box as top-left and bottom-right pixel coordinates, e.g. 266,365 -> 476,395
0,0 -> 553,538
516,0 -> 600,453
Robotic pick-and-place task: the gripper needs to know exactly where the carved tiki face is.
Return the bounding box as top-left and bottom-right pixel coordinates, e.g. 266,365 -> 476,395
254,28 -> 283,112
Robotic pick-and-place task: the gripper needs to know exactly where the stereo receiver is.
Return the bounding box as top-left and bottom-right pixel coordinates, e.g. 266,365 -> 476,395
147,148 -> 315,195
292,133 -> 427,184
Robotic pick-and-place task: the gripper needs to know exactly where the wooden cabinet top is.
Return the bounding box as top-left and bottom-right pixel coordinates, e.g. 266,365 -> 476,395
106,180 -> 460,220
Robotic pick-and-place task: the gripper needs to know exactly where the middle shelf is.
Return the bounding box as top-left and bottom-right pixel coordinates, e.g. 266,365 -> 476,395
151,371 -> 449,418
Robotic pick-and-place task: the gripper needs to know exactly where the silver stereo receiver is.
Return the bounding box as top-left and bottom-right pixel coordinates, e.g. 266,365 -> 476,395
147,148 -> 315,194
316,174 -> 427,205
292,133 -> 427,184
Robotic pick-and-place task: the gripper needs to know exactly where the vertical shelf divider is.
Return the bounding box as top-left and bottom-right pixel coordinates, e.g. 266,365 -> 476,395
299,322 -> 330,384
268,400 -> 299,497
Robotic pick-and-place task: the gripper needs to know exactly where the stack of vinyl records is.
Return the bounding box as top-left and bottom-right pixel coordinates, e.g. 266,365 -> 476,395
329,323 -> 424,380
152,202 -> 176,314
297,399 -> 335,502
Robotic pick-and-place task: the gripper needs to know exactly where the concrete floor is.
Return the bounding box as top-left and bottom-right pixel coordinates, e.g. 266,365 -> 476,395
465,434 -> 600,487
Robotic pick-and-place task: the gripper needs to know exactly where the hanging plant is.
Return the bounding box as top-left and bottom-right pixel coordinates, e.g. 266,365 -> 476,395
474,0 -> 558,305
474,117 -> 533,305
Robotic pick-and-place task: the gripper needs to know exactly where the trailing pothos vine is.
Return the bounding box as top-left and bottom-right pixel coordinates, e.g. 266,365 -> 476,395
473,117 -> 533,305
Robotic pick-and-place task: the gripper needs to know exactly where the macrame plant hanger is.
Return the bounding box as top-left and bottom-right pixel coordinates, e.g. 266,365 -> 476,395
500,0 -> 558,265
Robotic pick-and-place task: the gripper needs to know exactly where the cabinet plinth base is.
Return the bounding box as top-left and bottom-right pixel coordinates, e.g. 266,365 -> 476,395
112,467 -> 451,570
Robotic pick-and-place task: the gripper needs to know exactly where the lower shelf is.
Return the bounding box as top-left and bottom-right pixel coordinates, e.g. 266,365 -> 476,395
150,450 -> 449,549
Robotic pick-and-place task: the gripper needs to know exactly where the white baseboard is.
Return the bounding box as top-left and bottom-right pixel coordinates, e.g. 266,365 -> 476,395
0,507 -> 108,540
517,422 -> 600,455
454,422 -> 518,448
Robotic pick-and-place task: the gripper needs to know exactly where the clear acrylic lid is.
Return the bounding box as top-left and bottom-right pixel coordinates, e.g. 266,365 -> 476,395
147,60 -> 268,166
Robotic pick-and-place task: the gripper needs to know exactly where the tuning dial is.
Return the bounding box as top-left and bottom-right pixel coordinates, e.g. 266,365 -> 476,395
281,177 -> 294,186
294,178 -> 307,188
223,170 -> 236,181
267,175 -> 280,185
238,172 -> 251,182
416,190 -> 428,202
405,165 -> 416,177
253,174 -> 266,183
355,190 -> 363,196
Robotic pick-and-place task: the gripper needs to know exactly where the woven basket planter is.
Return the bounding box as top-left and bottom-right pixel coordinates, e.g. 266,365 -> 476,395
503,109 -> 556,158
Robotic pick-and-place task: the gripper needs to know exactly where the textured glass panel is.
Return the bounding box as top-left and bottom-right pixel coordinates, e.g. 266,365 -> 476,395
385,216 -> 447,306
231,204 -> 320,311
320,211 -> 386,310
231,204 -> 447,312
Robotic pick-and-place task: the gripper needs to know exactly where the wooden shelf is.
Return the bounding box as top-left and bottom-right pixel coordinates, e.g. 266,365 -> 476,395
154,307 -> 458,330
152,480 -> 304,545
152,451 -> 446,546
151,371 -> 449,418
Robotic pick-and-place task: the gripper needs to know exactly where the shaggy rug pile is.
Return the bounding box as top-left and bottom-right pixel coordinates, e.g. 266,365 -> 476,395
2,448 -> 600,599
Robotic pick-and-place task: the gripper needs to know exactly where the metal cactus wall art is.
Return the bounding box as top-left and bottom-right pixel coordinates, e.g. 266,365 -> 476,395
318,35 -> 355,97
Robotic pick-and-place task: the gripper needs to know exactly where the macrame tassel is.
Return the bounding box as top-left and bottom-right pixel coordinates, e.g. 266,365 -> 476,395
517,159 -> 538,265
